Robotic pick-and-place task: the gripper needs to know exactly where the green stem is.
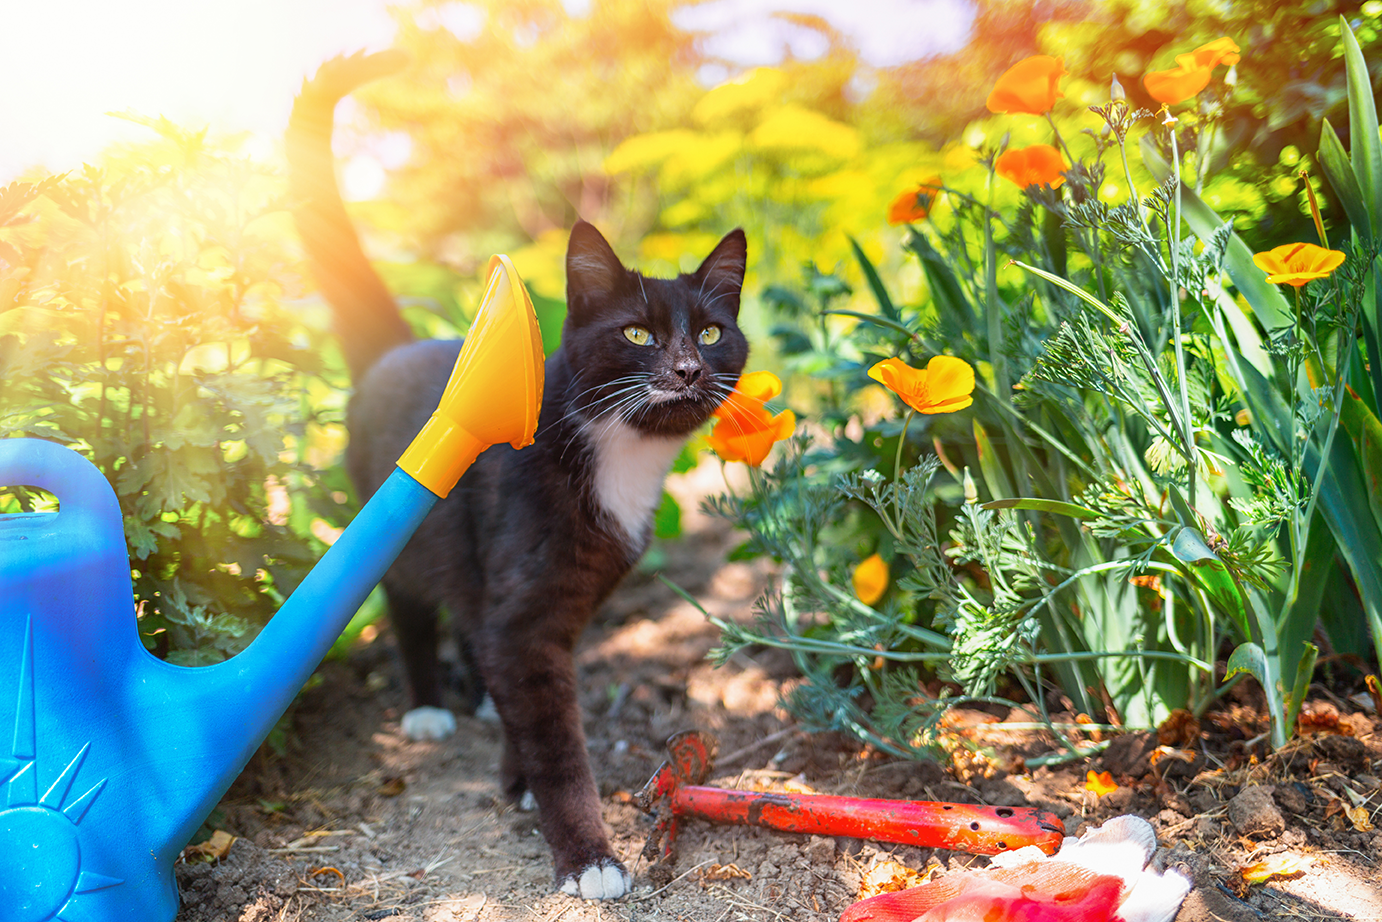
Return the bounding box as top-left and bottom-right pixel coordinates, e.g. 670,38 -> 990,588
1166,122 -> 1197,509
894,408 -> 915,484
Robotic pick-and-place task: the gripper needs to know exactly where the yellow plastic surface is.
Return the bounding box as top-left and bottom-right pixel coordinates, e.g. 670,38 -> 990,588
398,254 -> 544,497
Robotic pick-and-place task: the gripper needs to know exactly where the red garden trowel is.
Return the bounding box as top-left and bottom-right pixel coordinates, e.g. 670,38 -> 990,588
634,731 -> 1065,870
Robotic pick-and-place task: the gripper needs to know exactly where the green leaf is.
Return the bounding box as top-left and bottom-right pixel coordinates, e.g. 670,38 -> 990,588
972,419 -> 1013,500
848,235 -> 900,322
1224,641 -> 1287,748
653,490 -> 682,539
905,230 -> 977,331
1312,428 -> 1382,672
1280,517 -> 1335,686
1318,120 -> 1371,244
1338,385 -> 1382,534
1286,642 -> 1319,736
1167,525 -> 1251,639
1008,259 -> 1125,326
1319,554 -> 1372,658
1235,356 -> 1293,458
982,497 -> 1101,519
670,443 -> 699,475
823,309 -> 915,339
1339,15 -> 1382,239
530,290 -> 567,356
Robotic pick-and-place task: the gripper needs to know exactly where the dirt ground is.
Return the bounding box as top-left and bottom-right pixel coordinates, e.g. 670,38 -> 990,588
175,459 -> 1382,922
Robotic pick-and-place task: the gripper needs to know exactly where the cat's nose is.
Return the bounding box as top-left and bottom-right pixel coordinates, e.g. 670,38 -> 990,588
674,360 -> 702,384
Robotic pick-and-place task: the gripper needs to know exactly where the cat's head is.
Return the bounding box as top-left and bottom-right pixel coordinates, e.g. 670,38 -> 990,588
560,221 -> 749,438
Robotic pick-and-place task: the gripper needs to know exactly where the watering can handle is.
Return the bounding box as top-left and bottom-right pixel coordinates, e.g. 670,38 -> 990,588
0,438 -> 126,546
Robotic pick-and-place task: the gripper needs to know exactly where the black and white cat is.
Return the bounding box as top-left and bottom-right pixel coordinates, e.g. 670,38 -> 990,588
286,52 -> 748,899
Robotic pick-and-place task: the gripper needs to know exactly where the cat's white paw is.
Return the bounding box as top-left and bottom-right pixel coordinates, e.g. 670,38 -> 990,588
559,859 -> 631,900
518,790 -> 538,812
401,706 -> 456,740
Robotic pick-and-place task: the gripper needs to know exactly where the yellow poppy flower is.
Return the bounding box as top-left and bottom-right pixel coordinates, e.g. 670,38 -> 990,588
986,55 -> 1068,115
852,553 -> 890,606
1251,242 -> 1346,288
887,176 -> 944,225
994,144 -> 1066,189
708,371 -> 797,466
1085,770 -> 1118,796
868,356 -> 975,415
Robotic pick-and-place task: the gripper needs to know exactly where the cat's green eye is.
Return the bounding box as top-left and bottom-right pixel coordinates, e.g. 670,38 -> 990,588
699,325 -> 722,346
623,325 -> 653,346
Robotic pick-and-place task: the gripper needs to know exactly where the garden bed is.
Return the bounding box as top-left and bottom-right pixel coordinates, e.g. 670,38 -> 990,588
174,460 -> 1381,922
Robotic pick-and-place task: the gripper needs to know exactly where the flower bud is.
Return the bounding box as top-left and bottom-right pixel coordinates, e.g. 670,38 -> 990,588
1110,73 -> 1126,103
963,467 -> 978,504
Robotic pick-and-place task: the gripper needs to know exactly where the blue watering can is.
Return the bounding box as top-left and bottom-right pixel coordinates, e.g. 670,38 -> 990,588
0,255 -> 543,922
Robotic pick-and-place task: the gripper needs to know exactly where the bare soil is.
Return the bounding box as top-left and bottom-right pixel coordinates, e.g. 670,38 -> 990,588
175,459 -> 1382,922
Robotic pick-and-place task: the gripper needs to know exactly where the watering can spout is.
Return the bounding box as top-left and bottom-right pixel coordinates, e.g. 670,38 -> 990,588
184,251 -> 544,818
0,255 -> 542,922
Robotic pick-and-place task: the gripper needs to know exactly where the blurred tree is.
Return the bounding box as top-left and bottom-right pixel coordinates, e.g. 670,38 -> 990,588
350,0 -> 710,297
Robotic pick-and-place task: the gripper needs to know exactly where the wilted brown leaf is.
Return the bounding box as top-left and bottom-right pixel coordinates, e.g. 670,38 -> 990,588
1157,708 -> 1201,747
181,829 -> 235,863
858,859 -> 929,899
699,863 -> 752,885
1241,854 -> 1312,884
1345,805 -> 1374,832
1297,701 -> 1341,735
306,866 -> 346,889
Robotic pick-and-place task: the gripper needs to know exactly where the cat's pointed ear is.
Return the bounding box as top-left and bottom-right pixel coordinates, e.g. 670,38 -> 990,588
566,221 -> 626,316
694,229 -> 747,316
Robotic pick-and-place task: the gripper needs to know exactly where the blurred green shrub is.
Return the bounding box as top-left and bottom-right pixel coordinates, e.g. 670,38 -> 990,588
0,118 -> 351,665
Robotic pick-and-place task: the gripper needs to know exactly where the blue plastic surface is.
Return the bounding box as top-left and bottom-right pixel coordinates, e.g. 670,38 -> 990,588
0,439 -> 437,922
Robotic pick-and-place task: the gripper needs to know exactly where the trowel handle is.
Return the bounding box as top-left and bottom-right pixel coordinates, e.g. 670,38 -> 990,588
672,786 -> 1065,856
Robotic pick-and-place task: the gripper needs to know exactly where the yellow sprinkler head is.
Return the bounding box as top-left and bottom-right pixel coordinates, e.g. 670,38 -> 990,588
398,254 -> 545,497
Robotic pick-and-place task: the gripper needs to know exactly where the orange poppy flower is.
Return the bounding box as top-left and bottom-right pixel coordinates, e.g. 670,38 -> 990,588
1144,65 -> 1213,105
708,371 -> 797,466
1143,36 -> 1240,105
994,144 -> 1066,189
888,176 -> 944,225
1251,242 -> 1346,288
986,55 -> 1068,115
852,553 -> 890,605
1177,36 -> 1241,71
1085,770 -> 1118,796
868,356 -> 975,415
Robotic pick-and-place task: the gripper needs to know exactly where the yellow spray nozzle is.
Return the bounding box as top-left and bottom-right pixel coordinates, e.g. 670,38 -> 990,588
398,254 -> 545,498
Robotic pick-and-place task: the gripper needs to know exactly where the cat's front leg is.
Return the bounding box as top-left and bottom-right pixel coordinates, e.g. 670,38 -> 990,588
478,634 -> 631,899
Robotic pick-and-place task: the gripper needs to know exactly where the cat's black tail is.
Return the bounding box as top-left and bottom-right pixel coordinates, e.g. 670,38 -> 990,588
287,50 -> 413,381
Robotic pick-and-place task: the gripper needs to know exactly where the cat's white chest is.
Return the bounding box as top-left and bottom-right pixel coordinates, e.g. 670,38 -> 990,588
585,419 -> 683,548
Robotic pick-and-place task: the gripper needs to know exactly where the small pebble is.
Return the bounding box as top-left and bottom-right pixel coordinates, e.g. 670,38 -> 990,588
1227,785 -> 1285,839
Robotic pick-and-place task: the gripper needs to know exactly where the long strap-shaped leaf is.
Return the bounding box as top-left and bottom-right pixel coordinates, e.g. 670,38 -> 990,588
1323,16 -> 1382,418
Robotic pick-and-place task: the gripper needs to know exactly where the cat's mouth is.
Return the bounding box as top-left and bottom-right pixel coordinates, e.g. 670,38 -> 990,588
619,383 -> 720,434
644,385 -> 699,406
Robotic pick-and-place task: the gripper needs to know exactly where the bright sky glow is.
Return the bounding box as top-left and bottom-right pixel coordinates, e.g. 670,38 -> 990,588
676,0 -> 973,70
0,0 -> 974,183
0,0 -> 397,181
